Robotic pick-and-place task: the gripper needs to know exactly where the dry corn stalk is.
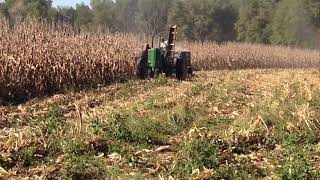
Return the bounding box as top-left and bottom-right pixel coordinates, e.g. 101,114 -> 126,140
177,42 -> 320,70
1,20 -> 319,103
0,20 -> 143,102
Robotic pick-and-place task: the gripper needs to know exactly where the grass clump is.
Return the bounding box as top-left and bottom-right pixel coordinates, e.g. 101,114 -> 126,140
10,104 -> 68,168
215,168 -> 251,180
107,112 -> 168,146
214,162 -> 267,179
174,139 -> 220,176
45,104 -> 67,134
30,104 -> 68,135
278,146 -> 319,179
62,138 -> 90,156
168,105 -> 196,131
189,82 -> 206,96
154,74 -> 168,85
90,116 -> 109,135
61,155 -> 107,179
12,147 -> 38,167
11,144 -> 49,167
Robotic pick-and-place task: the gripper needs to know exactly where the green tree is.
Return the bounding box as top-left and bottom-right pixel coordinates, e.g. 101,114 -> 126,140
5,0 -> 28,20
91,0 -> 114,30
170,0 -> 237,42
135,0 -> 170,36
270,0 -> 317,48
4,0 -> 51,20
74,3 -> 93,28
48,6 -> 76,24
304,0 -> 320,47
26,0 -> 51,19
0,2 -> 9,18
235,0 -> 278,43
112,0 -> 139,32
211,0 -> 238,42
304,0 -> 320,28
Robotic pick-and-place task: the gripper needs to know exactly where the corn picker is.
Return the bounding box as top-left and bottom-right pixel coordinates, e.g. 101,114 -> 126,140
137,25 -> 193,80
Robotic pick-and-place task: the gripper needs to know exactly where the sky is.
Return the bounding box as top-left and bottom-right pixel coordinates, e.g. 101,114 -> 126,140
52,0 -> 91,7
0,0 -> 91,7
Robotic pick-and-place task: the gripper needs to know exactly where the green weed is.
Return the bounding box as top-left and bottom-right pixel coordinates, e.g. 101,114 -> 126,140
62,138 -> 89,156
155,74 -> 168,85
168,105 -> 196,130
12,146 -> 48,167
90,116 -> 108,135
278,146 -> 319,180
61,155 -> 107,179
30,104 -> 67,135
189,82 -> 205,96
107,112 -> 168,146
174,139 -> 220,175
12,147 -> 36,167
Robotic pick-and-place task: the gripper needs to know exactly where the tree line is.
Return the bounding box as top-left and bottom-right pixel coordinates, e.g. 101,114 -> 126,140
0,0 -> 319,48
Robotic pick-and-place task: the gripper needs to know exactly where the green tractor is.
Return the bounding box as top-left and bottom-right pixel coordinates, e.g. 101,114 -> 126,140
137,25 -> 193,80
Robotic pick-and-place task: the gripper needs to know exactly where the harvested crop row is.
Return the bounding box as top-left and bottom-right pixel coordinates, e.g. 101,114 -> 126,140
0,21 -> 142,103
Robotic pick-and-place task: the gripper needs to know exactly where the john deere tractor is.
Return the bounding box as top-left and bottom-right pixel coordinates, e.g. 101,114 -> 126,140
137,25 -> 192,80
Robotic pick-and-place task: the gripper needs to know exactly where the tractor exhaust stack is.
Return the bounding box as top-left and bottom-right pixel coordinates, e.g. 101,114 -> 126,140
165,25 -> 177,67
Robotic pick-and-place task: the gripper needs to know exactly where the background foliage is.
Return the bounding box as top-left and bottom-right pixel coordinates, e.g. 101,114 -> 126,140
0,0 -> 319,48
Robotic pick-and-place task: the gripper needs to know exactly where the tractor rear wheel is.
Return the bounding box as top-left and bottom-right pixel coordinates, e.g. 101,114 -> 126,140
137,50 -> 148,79
176,58 -> 187,80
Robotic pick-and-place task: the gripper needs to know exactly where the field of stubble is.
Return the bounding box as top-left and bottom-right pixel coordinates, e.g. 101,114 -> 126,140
1,70 -> 320,179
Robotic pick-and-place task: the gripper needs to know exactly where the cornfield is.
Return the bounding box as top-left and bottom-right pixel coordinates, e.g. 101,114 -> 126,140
0,21 -> 142,103
178,42 -> 320,70
0,21 -> 319,103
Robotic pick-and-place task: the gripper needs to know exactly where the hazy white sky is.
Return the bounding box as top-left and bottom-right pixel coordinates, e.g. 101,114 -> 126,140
0,0 -> 91,7
52,0 -> 91,7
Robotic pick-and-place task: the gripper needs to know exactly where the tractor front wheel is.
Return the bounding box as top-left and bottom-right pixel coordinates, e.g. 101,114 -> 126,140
137,50 -> 148,79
